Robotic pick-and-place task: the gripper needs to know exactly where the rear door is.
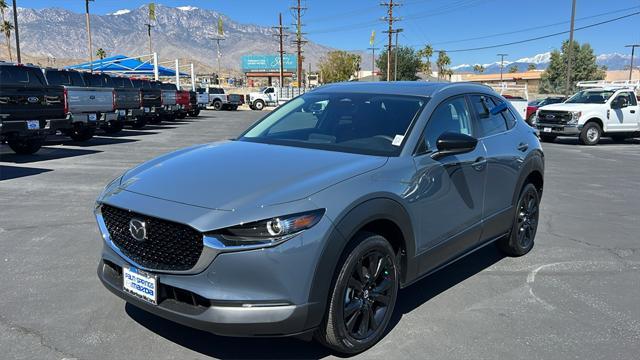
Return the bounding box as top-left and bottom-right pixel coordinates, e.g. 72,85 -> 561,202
469,94 -> 523,240
409,95 -> 487,267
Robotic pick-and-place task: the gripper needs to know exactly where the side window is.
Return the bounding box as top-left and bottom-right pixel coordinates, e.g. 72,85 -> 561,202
265,87 -> 274,94
491,96 -> 517,129
421,96 -> 473,152
615,92 -> 637,107
470,95 -> 507,137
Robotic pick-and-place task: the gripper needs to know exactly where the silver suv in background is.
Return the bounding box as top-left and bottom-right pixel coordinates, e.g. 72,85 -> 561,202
95,82 -> 544,354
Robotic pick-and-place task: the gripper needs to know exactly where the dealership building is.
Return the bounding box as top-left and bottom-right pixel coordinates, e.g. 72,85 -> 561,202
241,54 -> 298,86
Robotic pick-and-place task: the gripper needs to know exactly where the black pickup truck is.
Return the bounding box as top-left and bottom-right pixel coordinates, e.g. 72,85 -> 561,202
0,63 -> 69,154
110,75 -> 144,131
131,79 -> 162,127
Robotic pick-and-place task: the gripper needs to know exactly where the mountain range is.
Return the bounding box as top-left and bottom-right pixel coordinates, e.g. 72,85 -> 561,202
451,52 -> 639,74
3,5 -> 334,74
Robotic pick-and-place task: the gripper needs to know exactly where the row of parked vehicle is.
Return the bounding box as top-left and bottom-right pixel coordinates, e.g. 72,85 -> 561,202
0,62 -> 211,154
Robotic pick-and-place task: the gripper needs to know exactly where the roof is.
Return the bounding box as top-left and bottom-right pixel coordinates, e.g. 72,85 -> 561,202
65,55 -> 187,77
312,81 -> 491,97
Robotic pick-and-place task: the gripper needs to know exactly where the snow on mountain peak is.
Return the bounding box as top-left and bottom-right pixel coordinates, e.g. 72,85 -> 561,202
515,52 -> 551,64
108,9 -> 131,16
177,6 -> 198,11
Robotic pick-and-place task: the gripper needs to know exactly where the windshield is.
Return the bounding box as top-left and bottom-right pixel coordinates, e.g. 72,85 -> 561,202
566,90 -> 615,104
239,92 -> 427,156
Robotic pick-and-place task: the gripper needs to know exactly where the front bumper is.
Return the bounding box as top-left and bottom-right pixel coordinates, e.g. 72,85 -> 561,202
536,122 -> 582,135
94,197 -> 331,337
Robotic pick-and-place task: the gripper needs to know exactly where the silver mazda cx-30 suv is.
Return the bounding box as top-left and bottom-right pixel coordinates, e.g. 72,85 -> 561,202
95,82 -> 544,354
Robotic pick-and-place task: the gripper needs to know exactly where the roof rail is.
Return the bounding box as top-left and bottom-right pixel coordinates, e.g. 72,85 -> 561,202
576,80 -> 640,90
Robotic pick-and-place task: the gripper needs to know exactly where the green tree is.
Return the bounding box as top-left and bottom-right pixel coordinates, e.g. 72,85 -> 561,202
376,46 -> 422,81
436,50 -> 451,80
96,48 -> 107,59
318,50 -> 361,83
527,63 -> 537,71
417,44 -> 433,74
509,64 -> 519,73
473,64 -> 485,73
540,40 -> 606,94
0,0 -> 12,62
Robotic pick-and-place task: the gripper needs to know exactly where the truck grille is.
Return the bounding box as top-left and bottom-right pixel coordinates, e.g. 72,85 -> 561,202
537,110 -> 572,124
101,205 -> 203,271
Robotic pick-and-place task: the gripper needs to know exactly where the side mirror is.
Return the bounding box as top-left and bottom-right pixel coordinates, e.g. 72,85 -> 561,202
431,132 -> 478,160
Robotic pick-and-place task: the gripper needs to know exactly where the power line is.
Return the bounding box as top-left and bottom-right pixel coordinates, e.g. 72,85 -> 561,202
438,11 -> 640,53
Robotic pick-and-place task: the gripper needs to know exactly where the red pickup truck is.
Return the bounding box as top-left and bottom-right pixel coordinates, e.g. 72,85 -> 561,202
175,90 -> 191,119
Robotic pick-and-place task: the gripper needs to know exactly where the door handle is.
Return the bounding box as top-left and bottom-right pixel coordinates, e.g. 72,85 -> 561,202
517,142 -> 529,152
472,157 -> 487,171
631,110 -> 636,114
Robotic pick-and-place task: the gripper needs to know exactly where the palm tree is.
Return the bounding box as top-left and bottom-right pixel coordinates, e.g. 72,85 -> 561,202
0,0 -> 11,62
96,48 -> 106,59
418,44 -> 434,75
1,20 -> 13,62
509,64 -> 519,73
473,64 -> 485,74
527,63 -> 537,71
436,50 -> 451,80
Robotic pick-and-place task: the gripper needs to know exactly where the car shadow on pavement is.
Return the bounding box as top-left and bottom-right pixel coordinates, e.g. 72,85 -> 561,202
99,130 -> 160,137
125,243 -> 505,360
125,303 -> 332,360
0,146 -> 101,164
141,125 -> 177,130
386,243 -> 505,332
552,137 -> 640,146
45,137 -> 139,147
0,165 -> 52,180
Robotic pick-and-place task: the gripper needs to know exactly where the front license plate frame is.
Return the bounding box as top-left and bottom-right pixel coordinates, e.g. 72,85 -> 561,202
123,266 -> 158,305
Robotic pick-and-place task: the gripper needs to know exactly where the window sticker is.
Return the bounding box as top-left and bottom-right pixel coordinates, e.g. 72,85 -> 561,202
392,135 -> 404,146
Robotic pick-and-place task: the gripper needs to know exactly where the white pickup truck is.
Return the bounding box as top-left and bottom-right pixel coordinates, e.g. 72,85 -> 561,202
535,80 -> 640,145
486,83 -> 529,119
246,86 -> 307,110
206,87 -> 243,111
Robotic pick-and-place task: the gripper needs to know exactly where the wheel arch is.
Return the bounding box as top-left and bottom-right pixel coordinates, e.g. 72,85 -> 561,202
303,197 -> 416,330
584,117 -> 604,130
512,153 -> 545,206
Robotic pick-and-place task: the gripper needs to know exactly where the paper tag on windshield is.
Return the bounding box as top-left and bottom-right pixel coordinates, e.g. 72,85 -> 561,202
392,135 -> 404,146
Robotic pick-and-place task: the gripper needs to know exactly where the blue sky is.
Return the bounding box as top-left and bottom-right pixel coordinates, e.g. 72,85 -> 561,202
17,0 -> 640,65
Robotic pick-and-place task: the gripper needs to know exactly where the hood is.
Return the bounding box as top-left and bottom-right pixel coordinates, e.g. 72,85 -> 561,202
538,103 -> 602,112
119,141 -> 387,211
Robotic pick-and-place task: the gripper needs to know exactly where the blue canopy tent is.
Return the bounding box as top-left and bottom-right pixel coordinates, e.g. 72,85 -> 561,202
65,55 -> 188,77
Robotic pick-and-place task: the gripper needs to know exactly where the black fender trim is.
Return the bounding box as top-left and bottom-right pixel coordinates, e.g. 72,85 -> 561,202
512,151 -> 544,206
302,197 -> 416,330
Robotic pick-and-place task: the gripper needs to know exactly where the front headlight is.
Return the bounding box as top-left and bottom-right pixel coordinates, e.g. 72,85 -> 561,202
96,174 -> 124,203
568,111 -> 582,124
206,209 -> 325,248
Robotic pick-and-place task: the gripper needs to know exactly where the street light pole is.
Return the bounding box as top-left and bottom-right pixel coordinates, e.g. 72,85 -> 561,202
565,0 -> 577,95
12,0 -> 20,63
625,44 -> 639,81
85,0 -> 95,73
497,53 -> 508,83
394,28 -> 403,81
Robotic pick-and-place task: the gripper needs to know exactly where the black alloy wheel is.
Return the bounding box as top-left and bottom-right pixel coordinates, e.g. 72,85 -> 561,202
316,233 -> 399,354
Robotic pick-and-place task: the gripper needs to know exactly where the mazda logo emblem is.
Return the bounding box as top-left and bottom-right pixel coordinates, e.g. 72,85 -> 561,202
129,218 -> 147,242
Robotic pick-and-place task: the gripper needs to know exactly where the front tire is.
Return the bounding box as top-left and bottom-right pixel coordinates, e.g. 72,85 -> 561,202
253,99 -> 265,111
498,183 -> 540,257
8,137 -> 45,155
315,233 -> 399,354
579,122 -> 601,145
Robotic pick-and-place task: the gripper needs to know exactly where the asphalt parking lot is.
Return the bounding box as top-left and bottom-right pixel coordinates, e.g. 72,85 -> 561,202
1,109 -> 639,360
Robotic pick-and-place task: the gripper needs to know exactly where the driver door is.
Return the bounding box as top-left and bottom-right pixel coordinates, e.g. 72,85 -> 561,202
609,92 -> 638,132
408,96 -> 487,273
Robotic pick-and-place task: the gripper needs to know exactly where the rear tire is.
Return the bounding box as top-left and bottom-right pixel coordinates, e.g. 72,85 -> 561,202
8,137 -> 45,155
315,233 -> 399,354
68,126 -> 95,142
148,116 -> 162,125
102,120 -> 123,134
212,100 -> 222,111
498,183 -> 540,257
579,122 -> 601,145
130,116 -> 147,129
539,134 -> 556,143
230,105 -> 239,111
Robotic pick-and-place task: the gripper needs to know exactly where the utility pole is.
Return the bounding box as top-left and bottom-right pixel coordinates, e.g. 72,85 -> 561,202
367,46 -> 379,80
291,0 -> 306,88
273,13 -> 289,88
85,0 -> 95,73
565,0 -> 577,95
381,0 -> 401,81
394,28 -> 403,81
145,24 -> 154,54
497,53 -> 508,83
12,0 -> 20,63
625,44 -> 639,81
